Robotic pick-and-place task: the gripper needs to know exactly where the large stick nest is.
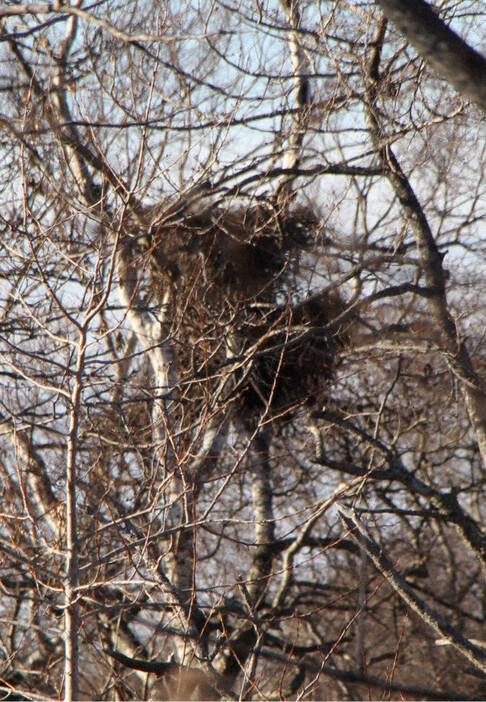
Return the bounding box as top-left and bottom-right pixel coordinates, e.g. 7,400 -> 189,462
137,195 -> 314,303
128,193 -> 347,416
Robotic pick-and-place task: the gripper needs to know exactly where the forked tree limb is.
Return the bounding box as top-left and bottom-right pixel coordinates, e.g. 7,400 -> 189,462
337,504 -> 486,675
4,10 -> 212,680
364,16 -> 486,475
374,0 -> 486,112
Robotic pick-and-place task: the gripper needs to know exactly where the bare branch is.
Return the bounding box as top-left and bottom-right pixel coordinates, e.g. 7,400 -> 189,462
337,504 -> 486,675
374,0 -> 486,111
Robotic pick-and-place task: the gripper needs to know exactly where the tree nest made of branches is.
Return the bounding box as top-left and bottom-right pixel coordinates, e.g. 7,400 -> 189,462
127,192 -> 348,416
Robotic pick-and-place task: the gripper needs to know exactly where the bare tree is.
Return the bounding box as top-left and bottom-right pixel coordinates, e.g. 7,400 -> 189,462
0,1 -> 486,700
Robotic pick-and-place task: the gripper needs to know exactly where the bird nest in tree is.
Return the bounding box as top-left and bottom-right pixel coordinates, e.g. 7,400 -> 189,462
238,291 -> 346,414
129,194 -> 347,416
137,197 -> 314,302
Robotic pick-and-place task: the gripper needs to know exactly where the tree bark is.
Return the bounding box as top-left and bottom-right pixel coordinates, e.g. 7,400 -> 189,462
375,0 -> 486,112
277,0 -> 313,197
364,17 -> 486,472
338,504 -> 486,675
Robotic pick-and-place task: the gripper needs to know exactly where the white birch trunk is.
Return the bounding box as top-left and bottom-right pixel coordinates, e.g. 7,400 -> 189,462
278,0 -> 313,197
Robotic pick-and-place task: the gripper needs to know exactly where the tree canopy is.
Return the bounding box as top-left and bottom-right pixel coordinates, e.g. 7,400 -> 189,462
1,1 -> 486,699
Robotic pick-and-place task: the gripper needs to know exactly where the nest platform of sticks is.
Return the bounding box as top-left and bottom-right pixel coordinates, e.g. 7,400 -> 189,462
128,190 -> 346,415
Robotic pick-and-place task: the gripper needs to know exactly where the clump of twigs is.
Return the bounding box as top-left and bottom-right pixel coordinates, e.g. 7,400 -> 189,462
239,290 -> 347,414
128,191 -> 347,416
135,196 -> 314,303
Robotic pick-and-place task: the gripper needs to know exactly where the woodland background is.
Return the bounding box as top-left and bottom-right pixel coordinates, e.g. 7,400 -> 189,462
1,0 -> 486,699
